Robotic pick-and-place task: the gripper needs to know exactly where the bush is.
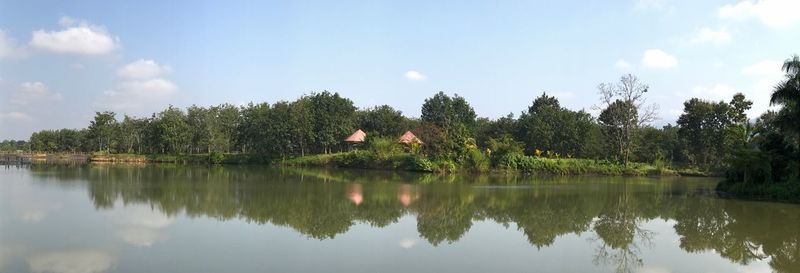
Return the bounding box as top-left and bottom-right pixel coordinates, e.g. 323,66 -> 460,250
400,154 -> 433,172
209,151 -> 225,164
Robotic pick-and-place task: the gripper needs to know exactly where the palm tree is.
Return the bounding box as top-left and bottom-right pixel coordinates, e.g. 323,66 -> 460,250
770,55 -> 800,148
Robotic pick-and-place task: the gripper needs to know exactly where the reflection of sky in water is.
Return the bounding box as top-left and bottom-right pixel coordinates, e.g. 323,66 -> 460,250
0,166 -> 794,273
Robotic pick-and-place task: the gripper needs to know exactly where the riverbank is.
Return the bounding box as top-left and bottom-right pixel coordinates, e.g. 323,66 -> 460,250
84,151 -> 711,177
716,180 -> 800,203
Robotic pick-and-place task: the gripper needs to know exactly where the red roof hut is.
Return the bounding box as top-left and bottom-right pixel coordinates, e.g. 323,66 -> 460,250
398,131 -> 423,145
344,129 -> 367,143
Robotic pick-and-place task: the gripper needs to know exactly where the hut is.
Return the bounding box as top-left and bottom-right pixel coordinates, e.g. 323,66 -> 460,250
398,131 -> 423,145
344,129 -> 366,151
345,129 -> 366,143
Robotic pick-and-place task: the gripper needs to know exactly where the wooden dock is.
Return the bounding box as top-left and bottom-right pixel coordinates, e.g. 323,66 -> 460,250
0,152 -> 89,165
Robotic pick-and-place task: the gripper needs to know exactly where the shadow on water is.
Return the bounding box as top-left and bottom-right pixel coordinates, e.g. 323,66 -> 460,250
22,164 -> 800,273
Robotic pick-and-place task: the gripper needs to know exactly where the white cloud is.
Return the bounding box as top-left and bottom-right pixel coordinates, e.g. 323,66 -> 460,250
0,112 -> 32,121
742,59 -> 783,77
10,82 -> 63,105
102,79 -> 177,110
404,70 -> 427,81
0,30 -> 27,59
692,84 -> 738,100
690,27 -> 731,46
636,0 -> 667,10
100,59 -> 179,112
28,250 -> 116,273
719,0 -> 800,28
615,59 -> 632,70
117,59 -> 172,79
30,16 -> 119,55
642,49 -> 678,69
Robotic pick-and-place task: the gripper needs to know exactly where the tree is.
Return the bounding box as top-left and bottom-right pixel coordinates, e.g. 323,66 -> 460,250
599,100 -> 638,164
356,105 -> 408,137
87,111 -> 118,152
421,92 -> 477,136
307,91 -> 357,154
596,74 -> 658,164
155,106 -> 191,154
676,94 -> 752,168
517,93 -> 594,157
770,55 -> 800,148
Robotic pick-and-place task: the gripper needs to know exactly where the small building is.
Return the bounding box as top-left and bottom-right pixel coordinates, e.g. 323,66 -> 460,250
344,129 -> 367,143
398,131 -> 423,145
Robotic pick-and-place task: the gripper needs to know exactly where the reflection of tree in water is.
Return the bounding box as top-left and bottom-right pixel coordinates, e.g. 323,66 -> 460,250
591,193 -> 655,273
25,164 -> 800,273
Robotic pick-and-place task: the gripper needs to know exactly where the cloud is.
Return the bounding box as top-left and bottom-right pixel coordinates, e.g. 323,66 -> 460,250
642,49 -> 678,69
690,27 -> 731,46
399,238 -> 418,249
0,112 -> 32,121
635,0 -> 667,10
719,0 -> 800,28
692,84 -> 738,100
0,30 -> 27,59
117,59 -> 172,79
404,70 -> 426,81
10,82 -> 63,105
742,59 -> 783,77
28,250 -> 116,273
615,59 -> 632,70
29,16 -> 120,55
102,79 -> 177,110
100,59 -> 178,112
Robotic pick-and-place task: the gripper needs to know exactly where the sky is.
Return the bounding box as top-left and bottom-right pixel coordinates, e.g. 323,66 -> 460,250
0,0 -> 798,140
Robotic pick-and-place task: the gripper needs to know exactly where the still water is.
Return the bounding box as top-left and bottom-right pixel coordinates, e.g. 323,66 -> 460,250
1,164 -> 798,273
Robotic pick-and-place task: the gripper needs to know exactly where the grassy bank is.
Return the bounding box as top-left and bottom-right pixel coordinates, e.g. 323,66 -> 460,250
90,152 -> 272,164
280,151 -> 684,176
89,150 -> 708,177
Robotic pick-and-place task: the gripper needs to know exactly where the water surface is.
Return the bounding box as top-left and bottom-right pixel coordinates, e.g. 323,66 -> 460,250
1,165 -> 798,273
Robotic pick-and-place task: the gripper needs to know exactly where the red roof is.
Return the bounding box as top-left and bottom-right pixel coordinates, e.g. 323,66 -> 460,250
344,129 -> 366,142
398,131 -> 423,144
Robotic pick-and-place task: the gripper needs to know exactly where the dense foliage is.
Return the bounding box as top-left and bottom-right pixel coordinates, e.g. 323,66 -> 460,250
2,71 -> 775,177
718,55 -> 800,201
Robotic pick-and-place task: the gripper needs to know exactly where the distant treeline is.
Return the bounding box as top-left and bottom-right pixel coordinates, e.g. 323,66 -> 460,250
0,73 -> 765,172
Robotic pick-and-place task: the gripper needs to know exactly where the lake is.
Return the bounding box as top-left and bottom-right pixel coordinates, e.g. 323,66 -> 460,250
1,164 -> 798,273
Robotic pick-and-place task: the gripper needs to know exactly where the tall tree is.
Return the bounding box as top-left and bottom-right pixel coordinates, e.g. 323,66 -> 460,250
597,74 -> 658,164
308,91 -> 357,154
356,105 -> 408,137
599,100 -> 638,163
770,55 -> 800,148
517,93 -> 594,157
155,106 -> 191,154
421,92 -> 477,136
87,111 -> 118,152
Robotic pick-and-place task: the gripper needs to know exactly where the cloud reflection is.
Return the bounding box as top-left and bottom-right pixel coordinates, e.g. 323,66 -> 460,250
28,250 -> 116,273
111,205 -> 173,247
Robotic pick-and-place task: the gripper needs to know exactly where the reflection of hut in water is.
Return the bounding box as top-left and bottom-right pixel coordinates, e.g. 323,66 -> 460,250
347,184 -> 363,205
344,129 -> 366,150
397,184 -> 420,207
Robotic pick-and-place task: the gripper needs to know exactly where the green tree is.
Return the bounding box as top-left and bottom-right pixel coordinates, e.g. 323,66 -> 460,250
87,111 -> 118,152
356,105 -> 408,137
599,100 -> 637,164
155,106 -> 191,154
308,91 -> 357,154
421,92 -> 477,135
516,93 -> 594,157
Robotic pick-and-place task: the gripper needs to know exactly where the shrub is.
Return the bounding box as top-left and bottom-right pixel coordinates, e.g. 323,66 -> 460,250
209,151 -> 225,164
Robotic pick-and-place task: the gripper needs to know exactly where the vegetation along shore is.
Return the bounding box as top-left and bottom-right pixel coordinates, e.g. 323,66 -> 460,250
1,55 -> 798,201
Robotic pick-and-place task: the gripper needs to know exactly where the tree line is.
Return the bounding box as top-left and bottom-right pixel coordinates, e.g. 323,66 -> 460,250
2,73 -> 771,170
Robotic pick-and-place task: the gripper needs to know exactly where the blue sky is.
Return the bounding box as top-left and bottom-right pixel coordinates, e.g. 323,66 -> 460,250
0,0 -> 798,139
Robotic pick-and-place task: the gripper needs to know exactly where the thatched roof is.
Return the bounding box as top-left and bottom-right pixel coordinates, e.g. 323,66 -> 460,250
344,129 -> 366,142
398,131 -> 423,144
